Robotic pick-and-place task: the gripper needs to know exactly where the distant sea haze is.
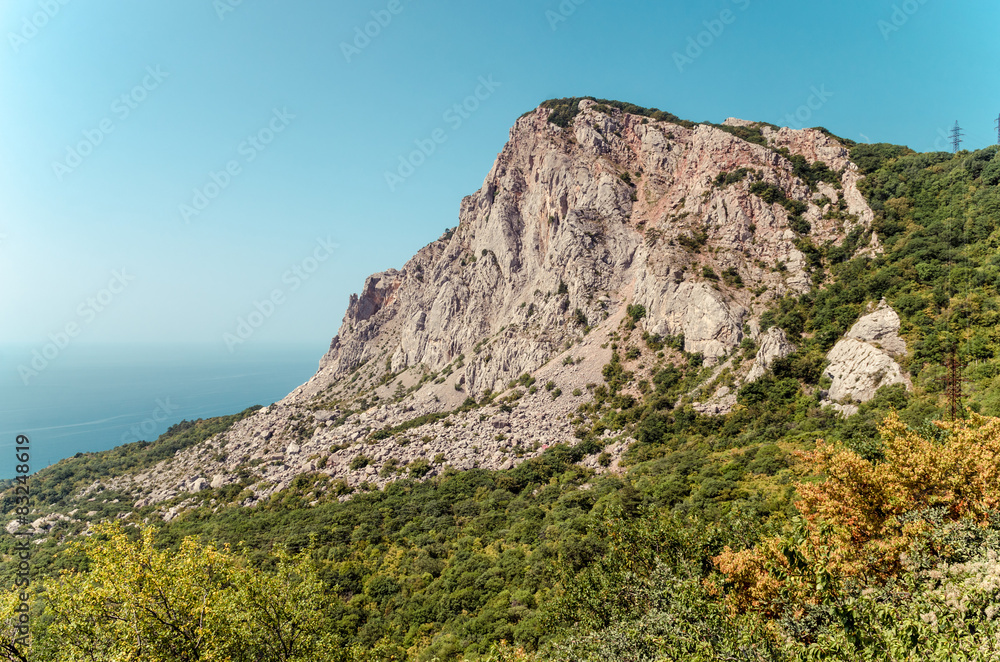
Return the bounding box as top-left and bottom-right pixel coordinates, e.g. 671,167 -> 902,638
0,344 -> 320,479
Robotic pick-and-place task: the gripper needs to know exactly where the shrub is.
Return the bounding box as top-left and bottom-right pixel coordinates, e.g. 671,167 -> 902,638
714,168 -> 752,188
408,459 -> 432,478
713,123 -> 770,147
380,458 -> 402,477
749,181 -> 786,204
676,230 -> 708,252
788,215 -> 811,235
722,267 -> 743,288
788,155 -> 841,189
349,455 -> 373,471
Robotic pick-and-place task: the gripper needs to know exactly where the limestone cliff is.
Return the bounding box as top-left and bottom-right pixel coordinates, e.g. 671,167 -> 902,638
822,299 -> 911,416
295,100 -> 872,401
89,99 -> 882,513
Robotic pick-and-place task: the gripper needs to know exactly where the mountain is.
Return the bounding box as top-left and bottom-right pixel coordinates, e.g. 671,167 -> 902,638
8,98 -> 1000,661
52,97 -> 899,515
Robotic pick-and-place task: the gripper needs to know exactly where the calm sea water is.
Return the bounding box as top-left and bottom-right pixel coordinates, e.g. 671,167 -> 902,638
0,343 -> 322,479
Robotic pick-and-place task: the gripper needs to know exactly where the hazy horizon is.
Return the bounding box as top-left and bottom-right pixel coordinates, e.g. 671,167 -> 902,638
0,342 -> 322,478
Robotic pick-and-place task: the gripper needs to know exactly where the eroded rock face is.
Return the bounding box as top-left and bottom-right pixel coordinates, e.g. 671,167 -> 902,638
638,280 -> 746,360
295,100 -> 874,402
822,300 -> 911,416
746,327 -> 796,383
80,100 -> 878,511
846,300 -> 907,355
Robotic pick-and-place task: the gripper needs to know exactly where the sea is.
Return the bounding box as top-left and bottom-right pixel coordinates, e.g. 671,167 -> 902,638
0,343 -> 322,479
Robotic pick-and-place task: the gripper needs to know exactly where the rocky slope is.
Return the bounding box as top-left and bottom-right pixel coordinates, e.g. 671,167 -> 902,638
72,99 -> 899,517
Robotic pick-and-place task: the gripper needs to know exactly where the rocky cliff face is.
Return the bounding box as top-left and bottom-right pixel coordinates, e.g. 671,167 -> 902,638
298,100 -> 873,399
822,299 -> 911,416
88,99 -> 887,514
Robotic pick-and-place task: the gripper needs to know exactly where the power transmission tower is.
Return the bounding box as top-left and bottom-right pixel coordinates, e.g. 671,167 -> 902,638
951,121 -> 964,153
996,112 -> 1000,145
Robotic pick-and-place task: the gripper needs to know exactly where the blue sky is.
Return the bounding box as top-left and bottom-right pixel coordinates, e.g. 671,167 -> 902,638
2,0 -> 998,355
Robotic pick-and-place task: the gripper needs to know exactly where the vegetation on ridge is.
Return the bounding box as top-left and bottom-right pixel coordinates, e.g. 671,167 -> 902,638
538,97 -> 696,129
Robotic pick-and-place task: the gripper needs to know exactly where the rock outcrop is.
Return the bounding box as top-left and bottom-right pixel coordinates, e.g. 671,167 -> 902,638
822,300 -> 911,416
74,99 -> 877,513
296,99 -> 873,402
844,300 -> 908,355
746,327 -> 796,383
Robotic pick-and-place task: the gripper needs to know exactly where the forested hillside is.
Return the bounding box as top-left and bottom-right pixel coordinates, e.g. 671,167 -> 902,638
5,123 -> 1000,660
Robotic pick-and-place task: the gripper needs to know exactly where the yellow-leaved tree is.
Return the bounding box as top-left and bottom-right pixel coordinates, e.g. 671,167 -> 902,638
1,587 -> 30,662
715,412 -> 1000,614
27,522 -> 345,662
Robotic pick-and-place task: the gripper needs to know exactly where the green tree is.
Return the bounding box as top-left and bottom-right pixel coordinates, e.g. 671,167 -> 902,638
33,523 -> 342,662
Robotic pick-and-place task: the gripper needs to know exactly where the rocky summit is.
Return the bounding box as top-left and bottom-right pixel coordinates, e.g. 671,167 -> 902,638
88,98 -> 906,517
